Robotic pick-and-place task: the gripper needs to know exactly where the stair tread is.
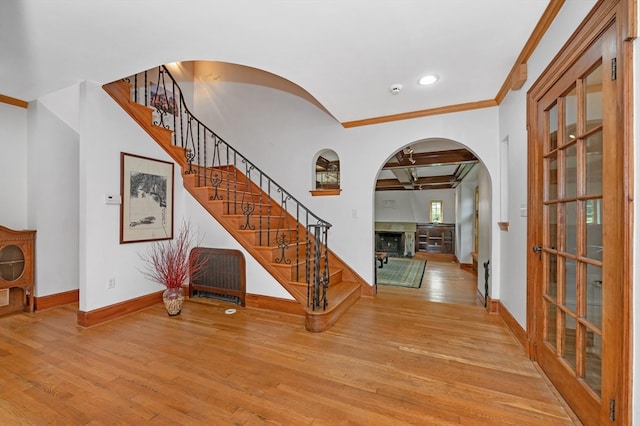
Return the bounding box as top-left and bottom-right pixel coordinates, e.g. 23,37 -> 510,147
288,280 -> 360,310
325,281 -> 361,303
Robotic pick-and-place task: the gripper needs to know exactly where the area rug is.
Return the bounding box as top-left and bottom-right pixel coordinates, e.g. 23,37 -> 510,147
376,258 -> 427,288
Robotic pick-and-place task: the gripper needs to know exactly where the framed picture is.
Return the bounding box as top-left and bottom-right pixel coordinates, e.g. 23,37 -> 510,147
120,152 -> 174,244
150,82 -> 178,116
147,82 -> 179,130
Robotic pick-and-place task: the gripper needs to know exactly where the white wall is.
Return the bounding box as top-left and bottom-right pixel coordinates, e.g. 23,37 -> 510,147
456,166 -> 479,265
374,191 -> 418,223
76,81 -> 291,312
476,164 -> 492,298
193,77 -> 501,288
411,188 -> 456,224
78,81 -> 181,310
27,92 -> 80,297
374,188 -> 455,224
0,103 -> 28,230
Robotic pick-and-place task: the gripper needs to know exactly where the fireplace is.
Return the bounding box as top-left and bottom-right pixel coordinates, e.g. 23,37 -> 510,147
375,232 -> 404,257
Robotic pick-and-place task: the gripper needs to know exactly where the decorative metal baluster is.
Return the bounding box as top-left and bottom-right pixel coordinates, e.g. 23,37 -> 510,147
264,180 -> 271,247
198,130 -> 206,187
178,82 -> 185,150
209,138 -> 223,200
151,67 -> 172,130
195,122 -> 202,182
258,173 -> 265,246
144,71 -> 148,107
183,116 -> 196,174
227,145 -> 232,213
305,222 -> 312,307
299,211 -> 308,286
275,230 -> 291,264
239,161 -> 255,230
203,130 -> 211,189
172,77 -> 178,154
484,260 -> 490,308
184,146 -> 196,173
240,202 -> 255,230
293,204 -> 301,282
320,222 -> 330,309
232,152 -> 238,215
209,172 -> 222,199
313,225 -> 322,310
308,223 -> 329,310
274,190 -> 292,264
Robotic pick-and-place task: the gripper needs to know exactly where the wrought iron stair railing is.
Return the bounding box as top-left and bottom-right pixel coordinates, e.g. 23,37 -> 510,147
126,66 -> 330,311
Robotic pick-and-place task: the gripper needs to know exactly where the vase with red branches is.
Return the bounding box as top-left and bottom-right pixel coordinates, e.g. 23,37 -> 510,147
139,221 -> 206,316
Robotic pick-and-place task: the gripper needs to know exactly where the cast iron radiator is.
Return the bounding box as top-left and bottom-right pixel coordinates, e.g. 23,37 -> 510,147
189,247 -> 246,306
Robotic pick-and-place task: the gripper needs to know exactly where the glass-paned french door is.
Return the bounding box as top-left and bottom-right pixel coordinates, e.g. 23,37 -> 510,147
542,60 -> 603,396
529,12 -> 630,424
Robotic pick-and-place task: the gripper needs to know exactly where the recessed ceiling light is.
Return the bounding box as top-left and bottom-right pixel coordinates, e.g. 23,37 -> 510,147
418,74 -> 439,86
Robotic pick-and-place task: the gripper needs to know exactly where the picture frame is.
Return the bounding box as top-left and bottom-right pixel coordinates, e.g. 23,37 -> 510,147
149,82 -> 178,116
120,152 -> 174,244
148,82 -> 178,130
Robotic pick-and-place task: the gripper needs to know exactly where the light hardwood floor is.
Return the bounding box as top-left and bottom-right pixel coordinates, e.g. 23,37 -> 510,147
380,254 -> 485,307
0,258 -> 579,425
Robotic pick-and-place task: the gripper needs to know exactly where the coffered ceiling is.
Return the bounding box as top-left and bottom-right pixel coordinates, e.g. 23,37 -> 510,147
376,138 -> 478,191
376,147 -> 478,191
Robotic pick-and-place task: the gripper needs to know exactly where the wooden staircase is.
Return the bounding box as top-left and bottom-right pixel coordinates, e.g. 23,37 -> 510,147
103,79 -> 372,332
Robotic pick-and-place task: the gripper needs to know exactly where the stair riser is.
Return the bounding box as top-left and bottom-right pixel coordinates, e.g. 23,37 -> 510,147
255,245 -> 309,263
237,229 -> 308,246
226,216 -> 299,231
218,204 -> 273,217
208,189 -> 266,203
272,261 -> 343,284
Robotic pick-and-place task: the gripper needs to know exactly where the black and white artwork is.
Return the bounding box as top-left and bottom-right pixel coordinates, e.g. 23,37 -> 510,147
120,152 -> 174,243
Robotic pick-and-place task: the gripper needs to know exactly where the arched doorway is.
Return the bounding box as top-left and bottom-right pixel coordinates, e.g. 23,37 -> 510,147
373,138 -> 492,305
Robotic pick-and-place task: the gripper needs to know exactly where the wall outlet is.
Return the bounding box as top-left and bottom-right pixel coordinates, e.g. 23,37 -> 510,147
107,278 -> 116,289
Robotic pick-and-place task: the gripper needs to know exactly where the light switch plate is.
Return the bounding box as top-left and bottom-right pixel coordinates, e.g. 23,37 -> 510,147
105,194 -> 121,205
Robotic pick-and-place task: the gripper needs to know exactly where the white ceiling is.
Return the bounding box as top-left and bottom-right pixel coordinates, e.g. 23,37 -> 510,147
1,0 -> 552,124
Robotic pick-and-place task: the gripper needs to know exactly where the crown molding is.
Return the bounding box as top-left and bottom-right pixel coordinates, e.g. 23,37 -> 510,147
0,94 -> 28,108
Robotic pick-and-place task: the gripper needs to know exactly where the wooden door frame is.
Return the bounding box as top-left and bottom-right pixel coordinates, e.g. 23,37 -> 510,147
526,0 -> 635,423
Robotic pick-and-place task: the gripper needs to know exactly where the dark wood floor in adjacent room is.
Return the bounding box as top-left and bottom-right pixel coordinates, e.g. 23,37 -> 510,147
0,258 -> 579,425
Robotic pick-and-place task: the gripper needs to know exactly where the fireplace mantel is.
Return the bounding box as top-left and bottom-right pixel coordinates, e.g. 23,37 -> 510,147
374,222 -> 417,233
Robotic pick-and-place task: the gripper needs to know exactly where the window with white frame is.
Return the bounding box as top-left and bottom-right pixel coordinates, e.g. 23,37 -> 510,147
430,200 -> 443,223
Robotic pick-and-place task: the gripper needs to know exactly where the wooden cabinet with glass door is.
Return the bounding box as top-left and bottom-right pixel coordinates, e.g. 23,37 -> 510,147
0,225 -> 36,314
415,223 -> 455,254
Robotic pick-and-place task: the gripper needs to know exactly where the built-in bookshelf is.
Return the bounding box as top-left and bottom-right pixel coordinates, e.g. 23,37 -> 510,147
416,223 -> 455,254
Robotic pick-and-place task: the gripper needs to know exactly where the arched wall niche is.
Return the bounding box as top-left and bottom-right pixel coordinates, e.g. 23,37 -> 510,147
311,149 -> 341,196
